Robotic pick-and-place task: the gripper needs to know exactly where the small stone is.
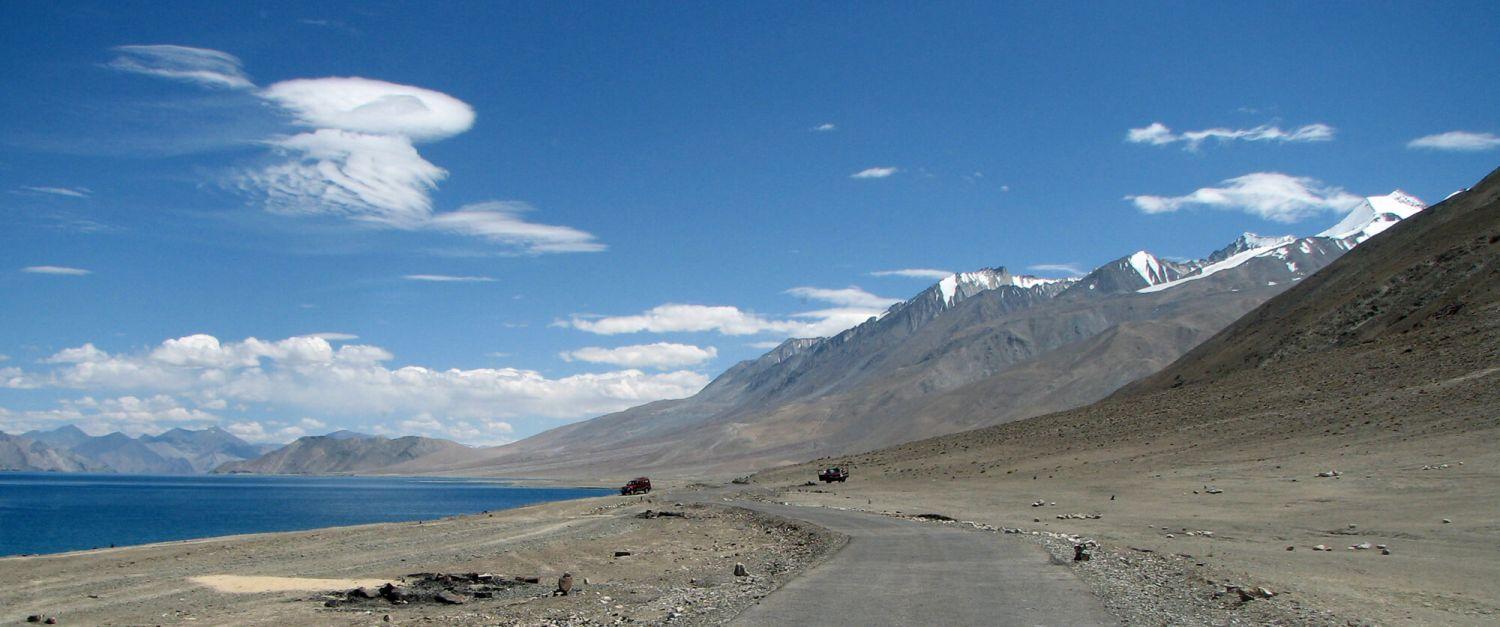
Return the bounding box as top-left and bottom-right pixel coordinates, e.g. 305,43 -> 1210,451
1355,542 -> 1373,550
614,550 -> 632,557
44,619 -> 57,626
1286,546 -> 1295,551
734,563 -> 749,577
435,590 -> 468,605
26,617 -> 42,624
1442,519 -> 1452,524
1313,544 -> 1331,551
1204,487 -> 1223,494
1381,549 -> 1391,555
383,615 -> 391,623
348,587 -> 380,599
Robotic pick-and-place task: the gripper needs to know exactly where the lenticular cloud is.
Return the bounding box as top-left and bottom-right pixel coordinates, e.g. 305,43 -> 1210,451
259,77 -> 475,141
109,45 -> 603,253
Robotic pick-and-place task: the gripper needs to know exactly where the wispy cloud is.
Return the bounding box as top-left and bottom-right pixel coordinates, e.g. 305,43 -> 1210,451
22,265 -> 92,276
1407,131 -> 1500,152
112,46 -> 602,254
851,166 -> 898,179
1127,122 -> 1334,150
403,274 -> 496,283
107,45 -> 253,89
561,342 -> 718,369
812,123 -> 836,132
869,268 -> 953,280
1128,172 -> 1362,223
301,332 -> 358,341
427,201 -> 606,254
785,286 -> 900,309
17,186 -> 91,198
1027,263 -> 1086,277
564,286 -> 897,339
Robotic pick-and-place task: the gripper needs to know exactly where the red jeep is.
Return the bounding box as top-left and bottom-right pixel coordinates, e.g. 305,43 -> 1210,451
620,477 -> 652,495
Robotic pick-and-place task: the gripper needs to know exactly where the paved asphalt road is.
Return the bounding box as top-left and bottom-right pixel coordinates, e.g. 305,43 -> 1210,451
726,501 -> 1116,626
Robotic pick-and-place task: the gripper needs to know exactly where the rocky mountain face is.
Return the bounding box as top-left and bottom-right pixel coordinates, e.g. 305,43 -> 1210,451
11,425 -> 264,474
213,433 -> 477,475
398,191 -> 1429,480
0,432 -> 106,472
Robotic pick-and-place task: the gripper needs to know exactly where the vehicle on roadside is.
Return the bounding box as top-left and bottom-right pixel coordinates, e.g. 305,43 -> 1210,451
818,467 -> 849,483
620,477 -> 652,495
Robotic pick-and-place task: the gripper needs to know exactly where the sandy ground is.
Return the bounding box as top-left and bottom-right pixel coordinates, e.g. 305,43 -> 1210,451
0,494 -> 839,626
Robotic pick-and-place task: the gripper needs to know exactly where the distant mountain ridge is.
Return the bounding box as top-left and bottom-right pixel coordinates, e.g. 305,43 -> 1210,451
394,191 -> 1428,479
213,433 -> 477,475
3,425 -> 266,474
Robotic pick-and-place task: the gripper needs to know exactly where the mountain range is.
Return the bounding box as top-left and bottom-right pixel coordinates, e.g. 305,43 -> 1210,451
382,190 -> 1429,479
0,425 -> 274,474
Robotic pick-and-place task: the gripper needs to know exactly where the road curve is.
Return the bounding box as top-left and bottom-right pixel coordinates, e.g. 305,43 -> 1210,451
727,501 -> 1116,627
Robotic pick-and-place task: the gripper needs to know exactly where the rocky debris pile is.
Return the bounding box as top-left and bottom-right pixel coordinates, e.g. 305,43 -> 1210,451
1056,512 -> 1103,520
635,509 -> 689,519
323,572 -> 542,609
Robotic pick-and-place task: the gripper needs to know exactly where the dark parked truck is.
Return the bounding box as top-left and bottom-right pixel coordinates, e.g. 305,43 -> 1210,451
620,477 -> 652,495
818,467 -> 849,483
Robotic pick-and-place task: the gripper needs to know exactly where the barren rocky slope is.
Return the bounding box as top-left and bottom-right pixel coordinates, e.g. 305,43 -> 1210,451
215,433 -> 481,475
756,166 -> 1500,624
406,209 -> 1403,479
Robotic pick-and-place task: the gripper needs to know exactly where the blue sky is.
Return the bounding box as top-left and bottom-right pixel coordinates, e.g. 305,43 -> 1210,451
2,1 -> 1497,445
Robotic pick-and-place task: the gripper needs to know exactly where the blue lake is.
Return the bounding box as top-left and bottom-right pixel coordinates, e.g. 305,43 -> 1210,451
0,473 -> 611,556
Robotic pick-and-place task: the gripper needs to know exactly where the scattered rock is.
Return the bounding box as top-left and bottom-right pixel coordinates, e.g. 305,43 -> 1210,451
1354,542 -> 1373,550
614,550 -> 633,557
26,616 -> 42,624
1073,544 -> 1092,561
915,513 -> 955,521
1442,519 -> 1452,524
1312,544 -> 1332,551
556,572 -> 574,596
348,587 -> 381,600
730,476 -> 751,485
1203,487 -> 1223,494
435,590 -> 468,605
1316,470 -> 1341,478
734,563 -> 749,577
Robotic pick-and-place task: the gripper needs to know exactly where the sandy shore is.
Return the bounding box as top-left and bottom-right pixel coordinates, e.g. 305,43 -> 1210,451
0,493 -> 839,626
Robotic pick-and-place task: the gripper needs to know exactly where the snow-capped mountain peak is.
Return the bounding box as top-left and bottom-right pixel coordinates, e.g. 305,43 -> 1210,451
934,268 -> 1066,306
1318,190 -> 1427,243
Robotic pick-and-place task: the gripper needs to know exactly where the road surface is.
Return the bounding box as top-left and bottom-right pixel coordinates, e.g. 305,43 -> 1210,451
727,501 -> 1116,626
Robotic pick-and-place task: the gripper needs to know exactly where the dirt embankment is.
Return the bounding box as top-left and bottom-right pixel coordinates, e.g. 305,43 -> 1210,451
1,494 -> 841,626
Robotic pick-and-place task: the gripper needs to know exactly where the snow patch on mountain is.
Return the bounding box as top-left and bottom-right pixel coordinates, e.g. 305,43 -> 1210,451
1319,190 -> 1426,243
935,270 -> 1066,306
1127,251 -> 1173,286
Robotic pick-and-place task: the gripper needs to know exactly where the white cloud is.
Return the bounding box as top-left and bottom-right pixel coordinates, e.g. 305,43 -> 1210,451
813,123 -> 836,132
224,420 -> 311,444
851,167 -> 898,179
18,334 -> 709,423
565,286 -> 897,339
1127,172 -> 1362,223
302,332 -> 358,341
869,268 -> 953,280
0,394 -> 218,438
22,266 -> 91,276
247,129 -> 446,227
392,414 -> 514,446
259,77 -> 475,142
113,45 -> 600,253
1027,263 -> 1086,276
404,274 -> 496,283
1407,131 -> 1500,152
108,45 -> 253,89
18,186 -> 90,198
1127,122 -> 1334,150
785,286 -> 900,309
561,343 -> 718,369
427,201 -> 607,254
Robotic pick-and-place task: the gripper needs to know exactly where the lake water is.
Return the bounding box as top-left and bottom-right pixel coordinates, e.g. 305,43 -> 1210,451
0,473 -> 611,556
